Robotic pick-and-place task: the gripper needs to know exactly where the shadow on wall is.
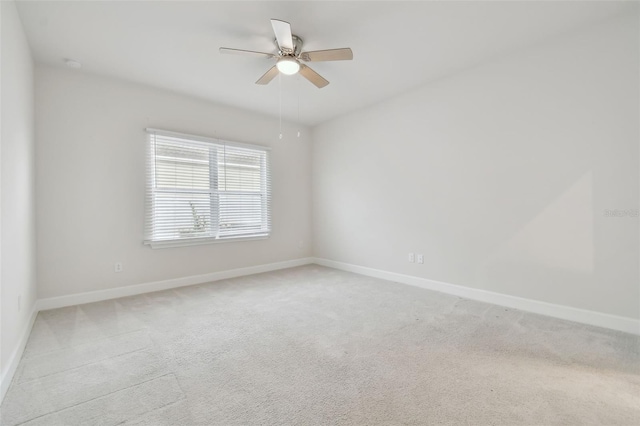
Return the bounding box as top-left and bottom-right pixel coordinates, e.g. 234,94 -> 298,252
488,171 -> 595,274
482,170 -> 639,314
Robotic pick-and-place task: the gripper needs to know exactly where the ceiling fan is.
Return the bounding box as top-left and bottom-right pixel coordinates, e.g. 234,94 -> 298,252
219,19 -> 353,89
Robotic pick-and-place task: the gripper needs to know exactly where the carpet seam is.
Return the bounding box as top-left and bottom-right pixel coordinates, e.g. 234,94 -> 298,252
14,372 -> 182,426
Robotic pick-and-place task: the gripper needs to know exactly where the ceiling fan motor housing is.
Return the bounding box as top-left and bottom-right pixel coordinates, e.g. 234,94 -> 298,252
275,34 -> 303,56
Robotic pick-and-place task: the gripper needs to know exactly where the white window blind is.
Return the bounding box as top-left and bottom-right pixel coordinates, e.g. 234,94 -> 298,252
145,129 -> 271,247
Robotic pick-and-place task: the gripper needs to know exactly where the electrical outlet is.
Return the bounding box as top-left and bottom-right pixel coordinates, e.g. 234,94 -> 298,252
298,240 -> 304,249
115,262 -> 123,273
408,253 -> 415,263
417,254 -> 424,264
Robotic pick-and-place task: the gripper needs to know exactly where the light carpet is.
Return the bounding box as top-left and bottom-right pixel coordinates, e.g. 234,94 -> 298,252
1,265 -> 638,425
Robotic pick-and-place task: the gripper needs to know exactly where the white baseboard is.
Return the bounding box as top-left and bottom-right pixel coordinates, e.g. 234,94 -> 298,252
0,304 -> 38,403
0,257 -> 313,404
312,257 -> 640,335
38,257 -> 314,311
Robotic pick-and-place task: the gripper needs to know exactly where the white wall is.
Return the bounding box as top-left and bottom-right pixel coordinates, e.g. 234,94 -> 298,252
0,0 -> 37,386
36,67 -> 311,299
312,13 -> 639,320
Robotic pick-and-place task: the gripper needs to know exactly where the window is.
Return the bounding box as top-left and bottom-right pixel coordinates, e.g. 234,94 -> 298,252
145,129 -> 271,248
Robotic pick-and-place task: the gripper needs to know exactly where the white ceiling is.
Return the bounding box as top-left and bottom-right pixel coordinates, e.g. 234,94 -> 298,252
16,0 -> 633,126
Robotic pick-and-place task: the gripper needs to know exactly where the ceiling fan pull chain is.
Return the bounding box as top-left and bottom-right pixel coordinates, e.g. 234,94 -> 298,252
279,73 -> 283,140
297,75 -> 301,138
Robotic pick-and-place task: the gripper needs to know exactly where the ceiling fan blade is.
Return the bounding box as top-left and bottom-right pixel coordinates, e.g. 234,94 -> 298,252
271,19 -> 294,53
256,65 -> 279,85
219,47 -> 276,59
300,48 -> 353,62
299,64 -> 329,88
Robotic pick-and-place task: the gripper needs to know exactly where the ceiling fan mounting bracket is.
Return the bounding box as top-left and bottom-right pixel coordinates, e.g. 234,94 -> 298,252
274,34 -> 303,57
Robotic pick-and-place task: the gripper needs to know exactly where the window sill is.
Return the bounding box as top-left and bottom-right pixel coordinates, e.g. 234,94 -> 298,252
144,234 -> 269,249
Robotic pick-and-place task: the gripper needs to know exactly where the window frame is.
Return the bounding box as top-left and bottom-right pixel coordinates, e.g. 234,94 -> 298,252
144,128 -> 272,249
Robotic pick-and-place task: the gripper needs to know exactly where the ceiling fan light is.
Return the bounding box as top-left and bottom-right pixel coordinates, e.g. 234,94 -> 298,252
276,57 -> 300,75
